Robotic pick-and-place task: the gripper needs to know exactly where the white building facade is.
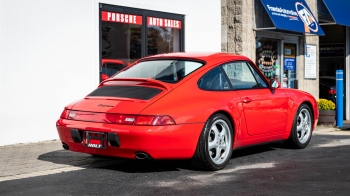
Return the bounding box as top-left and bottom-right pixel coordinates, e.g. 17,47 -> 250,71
0,0 -> 221,146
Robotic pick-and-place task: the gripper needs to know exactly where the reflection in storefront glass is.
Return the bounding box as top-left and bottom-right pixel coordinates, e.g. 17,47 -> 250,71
102,22 -> 142,64
147,27 -> 180,55
256,38 -> 279,80
283,43 -> 297,88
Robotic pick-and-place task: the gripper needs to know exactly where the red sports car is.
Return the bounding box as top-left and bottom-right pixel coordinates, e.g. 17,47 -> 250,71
57,52 -> 319,170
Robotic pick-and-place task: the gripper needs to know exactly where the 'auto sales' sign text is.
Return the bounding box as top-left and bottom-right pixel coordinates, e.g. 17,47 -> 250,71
147,17 -> 182,29
101,11 -> 142,25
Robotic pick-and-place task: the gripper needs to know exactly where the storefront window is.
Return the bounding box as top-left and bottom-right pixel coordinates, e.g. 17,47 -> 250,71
256,38 -> 280,80
100,6 -> 184,82
147,17 -> 181,55
101,11 -> 142,65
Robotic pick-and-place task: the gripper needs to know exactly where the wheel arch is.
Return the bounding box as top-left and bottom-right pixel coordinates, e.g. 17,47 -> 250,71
210,110 -> 235,146
211,110 -> 234,130
300,101 -> 315,124
283,101 -> 315,140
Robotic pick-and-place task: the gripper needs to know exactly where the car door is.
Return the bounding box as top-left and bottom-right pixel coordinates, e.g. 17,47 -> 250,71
221,61 -> 288,136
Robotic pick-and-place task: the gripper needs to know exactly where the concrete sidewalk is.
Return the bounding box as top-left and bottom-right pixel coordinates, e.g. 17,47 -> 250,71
0,124 -> 349,182
0,140 -> 123,182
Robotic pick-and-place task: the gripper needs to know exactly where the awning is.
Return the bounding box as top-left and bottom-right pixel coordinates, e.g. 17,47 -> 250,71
318,0 -> 350,27
256,0 -> 324,36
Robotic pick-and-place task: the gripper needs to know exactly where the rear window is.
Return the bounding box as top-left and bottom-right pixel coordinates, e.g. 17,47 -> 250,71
113,60 -> 204,83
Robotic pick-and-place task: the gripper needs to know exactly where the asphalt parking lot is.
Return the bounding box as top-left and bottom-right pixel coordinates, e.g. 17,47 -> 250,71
1,125 -> 350,195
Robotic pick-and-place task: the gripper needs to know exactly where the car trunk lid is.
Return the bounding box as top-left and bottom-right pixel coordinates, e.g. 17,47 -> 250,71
70,78 -> 172,114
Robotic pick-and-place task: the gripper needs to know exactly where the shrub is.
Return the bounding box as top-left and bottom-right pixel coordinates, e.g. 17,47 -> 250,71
317,99 -> 335,110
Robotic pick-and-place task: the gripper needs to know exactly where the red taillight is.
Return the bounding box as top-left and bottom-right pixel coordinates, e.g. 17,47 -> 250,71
62,110 -> 175,126
60,109 -> 69,119
134,115 -> 175,125
134,116 -> 155,125
105,113 -> 136,125
329,89 -> 336,95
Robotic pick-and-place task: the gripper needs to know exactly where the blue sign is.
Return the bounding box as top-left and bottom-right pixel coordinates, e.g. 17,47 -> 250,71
322,0 -> 350,27
284,58 -> 296,71
260,0 -> 324,35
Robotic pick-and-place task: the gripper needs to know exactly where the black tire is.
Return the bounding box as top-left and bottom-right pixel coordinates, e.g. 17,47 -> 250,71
285,104 -> 313,149
190,113 -> 233,171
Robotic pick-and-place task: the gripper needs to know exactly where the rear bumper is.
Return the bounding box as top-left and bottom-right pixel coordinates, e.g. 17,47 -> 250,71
56,119 -> 204,160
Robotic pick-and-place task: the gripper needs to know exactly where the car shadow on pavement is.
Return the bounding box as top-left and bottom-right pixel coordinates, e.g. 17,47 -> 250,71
230,143 -> 279,159
37,144 -> 280,173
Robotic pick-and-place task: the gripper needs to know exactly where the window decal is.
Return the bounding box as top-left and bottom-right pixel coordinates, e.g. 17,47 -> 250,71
101,11 -> 142,25
147,17 -> 182,29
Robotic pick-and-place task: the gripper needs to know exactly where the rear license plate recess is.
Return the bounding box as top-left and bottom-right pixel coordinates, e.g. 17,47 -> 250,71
83,131 -> 107,149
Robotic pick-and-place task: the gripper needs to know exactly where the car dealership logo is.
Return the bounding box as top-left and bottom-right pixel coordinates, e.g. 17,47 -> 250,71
295,2 -> 318,33
88,143 -> 102,148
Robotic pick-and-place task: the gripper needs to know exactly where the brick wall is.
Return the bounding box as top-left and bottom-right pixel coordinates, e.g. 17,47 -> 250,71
301,0 -> 320,99
221,0 -> 255,60
222,0 -> 320,99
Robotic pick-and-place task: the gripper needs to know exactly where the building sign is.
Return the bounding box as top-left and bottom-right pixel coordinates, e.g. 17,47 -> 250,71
147,17 -> 182,29
320,44 -> 344,57
295,2 -> 318,33
101,11 -> 143,25
284,58 -> 296,71
260,0 -> 324,35
305,44 -> 317,79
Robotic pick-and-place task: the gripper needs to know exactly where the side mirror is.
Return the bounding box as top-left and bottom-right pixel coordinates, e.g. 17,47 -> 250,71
269,79 -> 279,89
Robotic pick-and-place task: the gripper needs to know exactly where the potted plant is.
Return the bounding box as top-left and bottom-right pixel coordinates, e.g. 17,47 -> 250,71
318,99 -> 336,125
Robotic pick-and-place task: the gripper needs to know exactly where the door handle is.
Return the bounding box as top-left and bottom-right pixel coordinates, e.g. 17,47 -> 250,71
242,97 -> 252,103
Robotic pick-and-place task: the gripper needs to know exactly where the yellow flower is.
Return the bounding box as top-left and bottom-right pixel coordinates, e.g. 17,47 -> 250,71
317,99 -> 335,110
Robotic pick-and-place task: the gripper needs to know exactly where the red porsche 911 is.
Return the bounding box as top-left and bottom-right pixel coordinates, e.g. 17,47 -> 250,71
56,52 -> 319,171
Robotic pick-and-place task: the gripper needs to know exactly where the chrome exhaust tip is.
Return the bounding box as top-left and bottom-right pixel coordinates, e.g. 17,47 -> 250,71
135,152 -> 151,160
62,143 -> 69,150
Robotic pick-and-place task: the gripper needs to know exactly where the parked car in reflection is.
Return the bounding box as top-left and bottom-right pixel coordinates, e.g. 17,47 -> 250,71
57,52 -> 319,171
319,76 -> 336,103
101,59 -> 128,81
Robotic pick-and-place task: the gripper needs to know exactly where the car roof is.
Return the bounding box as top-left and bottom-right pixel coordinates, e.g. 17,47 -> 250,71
140,52 -> 251,63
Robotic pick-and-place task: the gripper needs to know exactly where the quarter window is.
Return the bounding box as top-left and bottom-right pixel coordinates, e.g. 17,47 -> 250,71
222,61 -> 267,90
198,67 -> 231,90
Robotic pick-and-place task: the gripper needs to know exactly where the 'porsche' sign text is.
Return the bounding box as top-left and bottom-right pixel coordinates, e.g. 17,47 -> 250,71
101,11 -> 142,25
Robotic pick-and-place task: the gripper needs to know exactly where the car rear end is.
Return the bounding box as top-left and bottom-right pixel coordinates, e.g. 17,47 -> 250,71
57,59 -> 207,160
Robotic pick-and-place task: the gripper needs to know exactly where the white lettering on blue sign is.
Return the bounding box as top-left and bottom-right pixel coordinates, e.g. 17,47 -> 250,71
266,5 -> 298,16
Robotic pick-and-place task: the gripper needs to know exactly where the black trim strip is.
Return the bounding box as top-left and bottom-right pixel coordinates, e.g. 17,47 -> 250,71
88,85 -> 163,100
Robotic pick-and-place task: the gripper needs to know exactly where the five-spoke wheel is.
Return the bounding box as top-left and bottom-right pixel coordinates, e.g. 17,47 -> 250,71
286,104 -> 313,148
296,108 -> 312,144
191,113 -> 233,171
208,119 -> 231,165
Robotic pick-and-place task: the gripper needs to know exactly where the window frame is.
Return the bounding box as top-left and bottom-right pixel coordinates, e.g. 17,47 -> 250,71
197,66 -> 232,91
198,60 -> 270,91
99,3 -> 185,81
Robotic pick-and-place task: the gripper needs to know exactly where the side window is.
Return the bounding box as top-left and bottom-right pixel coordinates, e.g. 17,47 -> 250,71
222,61 -> 266,89
247,62 -> 268,88
198,67 -> 231,90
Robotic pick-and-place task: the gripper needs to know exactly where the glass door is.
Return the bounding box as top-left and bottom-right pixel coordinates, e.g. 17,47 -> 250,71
283,43 -> 297,88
